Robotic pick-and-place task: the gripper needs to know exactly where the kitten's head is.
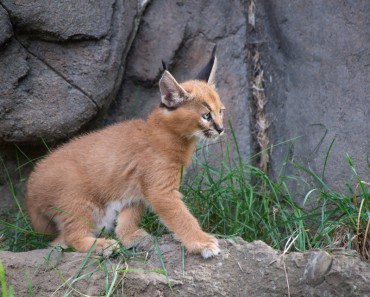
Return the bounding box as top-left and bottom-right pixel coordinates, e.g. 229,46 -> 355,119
158,47 -> 225,141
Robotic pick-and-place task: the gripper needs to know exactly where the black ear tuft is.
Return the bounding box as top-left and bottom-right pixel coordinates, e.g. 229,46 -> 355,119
195,45 -> 217,82
161,60 -> 167,71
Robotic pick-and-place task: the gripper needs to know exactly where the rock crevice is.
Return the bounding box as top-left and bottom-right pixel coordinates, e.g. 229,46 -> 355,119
14,35 -> 100,110
0,0 -> 150,143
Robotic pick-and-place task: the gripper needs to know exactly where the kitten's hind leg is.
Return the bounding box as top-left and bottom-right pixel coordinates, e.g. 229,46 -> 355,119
71,236 -> 118,256
28,208 -> 57,236
116,203 -> 149,248
63,217 -> 118,256
64,232 -> 119,256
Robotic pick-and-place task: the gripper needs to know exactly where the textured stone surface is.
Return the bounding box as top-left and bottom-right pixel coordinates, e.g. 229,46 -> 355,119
1,0 -> 114,41
0,5 -> 12,46
303,251 -> 333,286
0,0 -> 147,143
0,236 -> 369,296
257,0 -> 370,192
0,40 -> 97,142
106,0 -> 251,159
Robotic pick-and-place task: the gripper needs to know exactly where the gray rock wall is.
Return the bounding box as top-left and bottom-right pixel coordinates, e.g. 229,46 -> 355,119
258,0 -> 370,192
0,0 -> 369,209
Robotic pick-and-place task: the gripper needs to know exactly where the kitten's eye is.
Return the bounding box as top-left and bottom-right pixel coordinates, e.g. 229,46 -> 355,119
219,110 -> 223,117
202,112 -> 211,121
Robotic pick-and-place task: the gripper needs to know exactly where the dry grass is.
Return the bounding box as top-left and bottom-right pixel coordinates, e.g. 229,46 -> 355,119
248,0 -> 270,173
251,50 -> 269,173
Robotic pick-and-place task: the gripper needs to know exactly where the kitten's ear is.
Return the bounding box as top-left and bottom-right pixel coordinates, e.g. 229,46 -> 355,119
195,45 -> 217,86
159,70 -> 189,108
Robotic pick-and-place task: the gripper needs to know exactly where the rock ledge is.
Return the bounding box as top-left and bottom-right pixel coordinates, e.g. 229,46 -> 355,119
0,235 -> 369,296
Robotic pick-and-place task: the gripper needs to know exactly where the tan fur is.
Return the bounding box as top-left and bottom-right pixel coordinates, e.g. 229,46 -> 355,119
26,69 -> 224,258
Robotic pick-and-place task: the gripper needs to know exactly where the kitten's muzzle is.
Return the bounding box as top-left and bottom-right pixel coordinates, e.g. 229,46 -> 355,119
214,123 -> 224,135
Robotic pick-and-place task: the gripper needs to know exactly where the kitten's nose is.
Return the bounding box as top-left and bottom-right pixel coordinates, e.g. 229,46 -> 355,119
214,123 -> 224,135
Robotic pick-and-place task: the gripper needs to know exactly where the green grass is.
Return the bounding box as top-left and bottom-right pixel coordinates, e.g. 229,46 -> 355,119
179,146 -> 369,256
141,132 -> 370,259
0,260 -> 14,297
0,152 -> 50,252
33,245 -> 151,296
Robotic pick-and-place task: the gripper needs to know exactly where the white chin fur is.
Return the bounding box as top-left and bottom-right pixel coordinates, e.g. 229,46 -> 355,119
191,130 -> 220,141
204,132 -> 220,141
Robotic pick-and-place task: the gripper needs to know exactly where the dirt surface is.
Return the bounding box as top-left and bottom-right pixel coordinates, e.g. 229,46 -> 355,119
0,235 -> 369,296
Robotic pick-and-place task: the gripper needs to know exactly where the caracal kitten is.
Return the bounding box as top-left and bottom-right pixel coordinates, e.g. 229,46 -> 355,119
26,48 -> 225,258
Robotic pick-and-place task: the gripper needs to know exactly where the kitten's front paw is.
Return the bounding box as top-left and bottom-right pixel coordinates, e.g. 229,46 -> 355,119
186,234 -> 220,259
50,236 -> 68,249
95,238 -> 120,257
200,243 -> 221,259
121,228 -> 150,248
